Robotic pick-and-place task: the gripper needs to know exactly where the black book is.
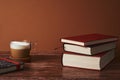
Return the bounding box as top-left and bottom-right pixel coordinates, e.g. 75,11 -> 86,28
0,58 -> 24,74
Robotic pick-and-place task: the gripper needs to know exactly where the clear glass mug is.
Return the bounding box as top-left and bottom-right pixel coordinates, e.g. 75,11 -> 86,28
10,41 -> 31,58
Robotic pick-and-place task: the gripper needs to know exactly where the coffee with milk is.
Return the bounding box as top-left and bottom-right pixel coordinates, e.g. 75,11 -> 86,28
10,41 -> 31,58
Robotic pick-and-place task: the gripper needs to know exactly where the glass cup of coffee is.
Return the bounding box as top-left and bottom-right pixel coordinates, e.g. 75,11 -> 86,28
10,41 -> 31,58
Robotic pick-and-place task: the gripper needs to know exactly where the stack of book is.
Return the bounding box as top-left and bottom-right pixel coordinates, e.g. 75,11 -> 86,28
61,33 -> 118,70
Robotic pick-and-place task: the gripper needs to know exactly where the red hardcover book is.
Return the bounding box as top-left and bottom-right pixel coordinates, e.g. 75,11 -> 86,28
63,41 -> 116,55
61,33 -> 118,46
62,49 -> 115,70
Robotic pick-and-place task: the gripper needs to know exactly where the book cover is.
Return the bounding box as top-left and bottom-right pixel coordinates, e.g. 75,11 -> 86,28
61,33 -> 118,46
0,58 -> 24,74
62,49 -> 115,70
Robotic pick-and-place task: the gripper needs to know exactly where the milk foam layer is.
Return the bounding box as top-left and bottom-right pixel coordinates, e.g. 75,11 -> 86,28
10,41 -> 31,50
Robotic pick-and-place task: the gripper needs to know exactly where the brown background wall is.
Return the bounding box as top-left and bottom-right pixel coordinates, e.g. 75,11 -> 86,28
0,0 -> 120,54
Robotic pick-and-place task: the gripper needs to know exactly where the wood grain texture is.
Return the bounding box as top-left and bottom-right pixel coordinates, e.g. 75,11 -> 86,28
0,52 -> 120,80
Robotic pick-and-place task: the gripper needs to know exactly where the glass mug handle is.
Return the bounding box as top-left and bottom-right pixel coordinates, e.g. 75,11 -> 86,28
23,40 -> 37,52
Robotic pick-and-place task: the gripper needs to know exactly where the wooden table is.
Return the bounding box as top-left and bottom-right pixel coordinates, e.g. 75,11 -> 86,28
0,52 -> 120,80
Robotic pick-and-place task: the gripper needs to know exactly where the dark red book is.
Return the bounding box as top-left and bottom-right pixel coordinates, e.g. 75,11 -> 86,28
62,49 -> 115,70
61,33 -> 118,46
63,41 -> 117,55
0,58 -> 24,74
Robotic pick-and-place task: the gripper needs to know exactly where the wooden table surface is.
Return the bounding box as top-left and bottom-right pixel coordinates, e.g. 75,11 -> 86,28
0,52 -> 120,80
